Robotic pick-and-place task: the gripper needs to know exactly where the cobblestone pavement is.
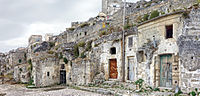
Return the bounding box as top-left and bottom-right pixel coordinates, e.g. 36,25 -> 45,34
0,84 -> 110,96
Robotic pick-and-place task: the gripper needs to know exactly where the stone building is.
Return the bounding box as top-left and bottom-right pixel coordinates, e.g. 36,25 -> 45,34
28,35 -> 42,45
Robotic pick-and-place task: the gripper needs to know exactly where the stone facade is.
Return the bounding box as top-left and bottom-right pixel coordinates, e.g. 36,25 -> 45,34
0,0 -> 200,94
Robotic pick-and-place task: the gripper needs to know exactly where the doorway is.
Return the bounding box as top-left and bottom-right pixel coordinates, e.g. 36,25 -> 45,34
109,59 -> 118,79
128,57 -> 134,81
160,54 -> 172,87
60,70 -> 66,84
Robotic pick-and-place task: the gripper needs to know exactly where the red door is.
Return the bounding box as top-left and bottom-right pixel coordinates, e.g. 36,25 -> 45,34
109,59 -> 118,79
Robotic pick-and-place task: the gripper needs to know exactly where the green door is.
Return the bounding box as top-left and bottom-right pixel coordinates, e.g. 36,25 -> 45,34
160,54 -> 172,87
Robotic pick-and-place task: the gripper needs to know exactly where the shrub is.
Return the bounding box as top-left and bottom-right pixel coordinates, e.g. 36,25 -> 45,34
183,11 -> 190,18
80,23 -> 89,28
143,14 -> 149,21
73,44 -> 79,58
28,59 -> 32,71
150,10 -> 159,19
198,0 -> 200,3
78,41 -> 86,47
68,27 -> 75,31
99,30 -> 106,37
80,52 -> 86,58
63,57 -> 68,64
124,24 -> 132,30
47,50 -> 54,54
49,42 -> 55,48
59,52 -> 63,59
86,40 -> 92,51
135,79 -> 144,89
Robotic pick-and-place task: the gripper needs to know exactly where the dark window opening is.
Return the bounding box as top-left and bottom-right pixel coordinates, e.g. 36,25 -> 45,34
61,64 -> 65,69
191,56 -> 194,59
166,25 -> 173,39
47,72 -> 50,76
85,32 -> 87,36
80,33 -> 81,36
110,47 -> 116,55
138,51 -> 145,63
128,37 -> 133,47
22,75 -> 25,78
19,59 -> 22,63
77,34 -> 78,37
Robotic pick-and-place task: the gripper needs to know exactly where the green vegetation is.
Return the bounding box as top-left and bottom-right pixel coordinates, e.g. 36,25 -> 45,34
78,41 -> 86,47
73,44 -> 79,58
68,27 -> 75,31
49,42 -> 55,48
28,59 -> 32,71
188,88 -> 200,96
150,10 -> 159,19
143,14 -> 149,21
124,24 -> 132,30
59,52 -> 63,59
135,79 -> 144,89
99,30 -> 106,37
86,40 -> 92,51
63,57 -> 68,64
47,50 -> 54,54
80,23 -> 89,28
183,11 -> 190,18
80,52 -> 86,58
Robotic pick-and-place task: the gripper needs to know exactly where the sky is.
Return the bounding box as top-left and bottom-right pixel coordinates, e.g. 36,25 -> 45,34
0,0 -> 141,52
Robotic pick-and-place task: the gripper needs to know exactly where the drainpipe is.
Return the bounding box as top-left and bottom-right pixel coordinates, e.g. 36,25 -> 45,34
122,0 -> 126,82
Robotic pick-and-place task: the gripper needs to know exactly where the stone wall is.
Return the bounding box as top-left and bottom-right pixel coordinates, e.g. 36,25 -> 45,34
137,13 -> 183,87
32,52 -> 59,87
178,8 -> 200,93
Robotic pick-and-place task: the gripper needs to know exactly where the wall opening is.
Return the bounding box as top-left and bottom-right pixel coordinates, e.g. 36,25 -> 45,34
128,37 -> 133,48
166,25 -> 173,39
85,32 -> 87,36
61,64 -> 65,69
110,47 -> 116,55
138,51 -> 145,63
47,72 -> 50,76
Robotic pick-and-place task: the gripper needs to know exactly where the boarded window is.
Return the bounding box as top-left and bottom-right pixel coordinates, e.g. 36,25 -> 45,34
110,47 -> 116,55
166,25 -> 173,39
128,37 -> 133,47
47,72 -> 50,76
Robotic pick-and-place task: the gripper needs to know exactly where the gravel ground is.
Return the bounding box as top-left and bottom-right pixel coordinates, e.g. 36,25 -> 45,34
0,84 -> 110,96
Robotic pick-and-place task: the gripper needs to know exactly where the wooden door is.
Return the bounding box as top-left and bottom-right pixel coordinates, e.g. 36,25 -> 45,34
109,59 -> 118,79
160,55 -> 172,87
128,57 -> 134,81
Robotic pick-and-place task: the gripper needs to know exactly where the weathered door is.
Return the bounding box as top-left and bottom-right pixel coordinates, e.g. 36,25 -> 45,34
160,54 -> 172,87
128,57 -> 134,81
109,59 -> 118,79
60,70 -> 66,84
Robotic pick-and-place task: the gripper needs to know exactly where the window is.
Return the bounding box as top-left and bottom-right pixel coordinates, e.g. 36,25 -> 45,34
166,25 -> 173,39
138,51 -> 145,63
110,47 -> 116,55
128,37 -> 133,47
47,72 -> 50,76
85,32 -> 87,36
61,64 -> 65,69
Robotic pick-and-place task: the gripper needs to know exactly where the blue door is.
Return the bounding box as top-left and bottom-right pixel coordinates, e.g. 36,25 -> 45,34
160,54 -> 172,87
